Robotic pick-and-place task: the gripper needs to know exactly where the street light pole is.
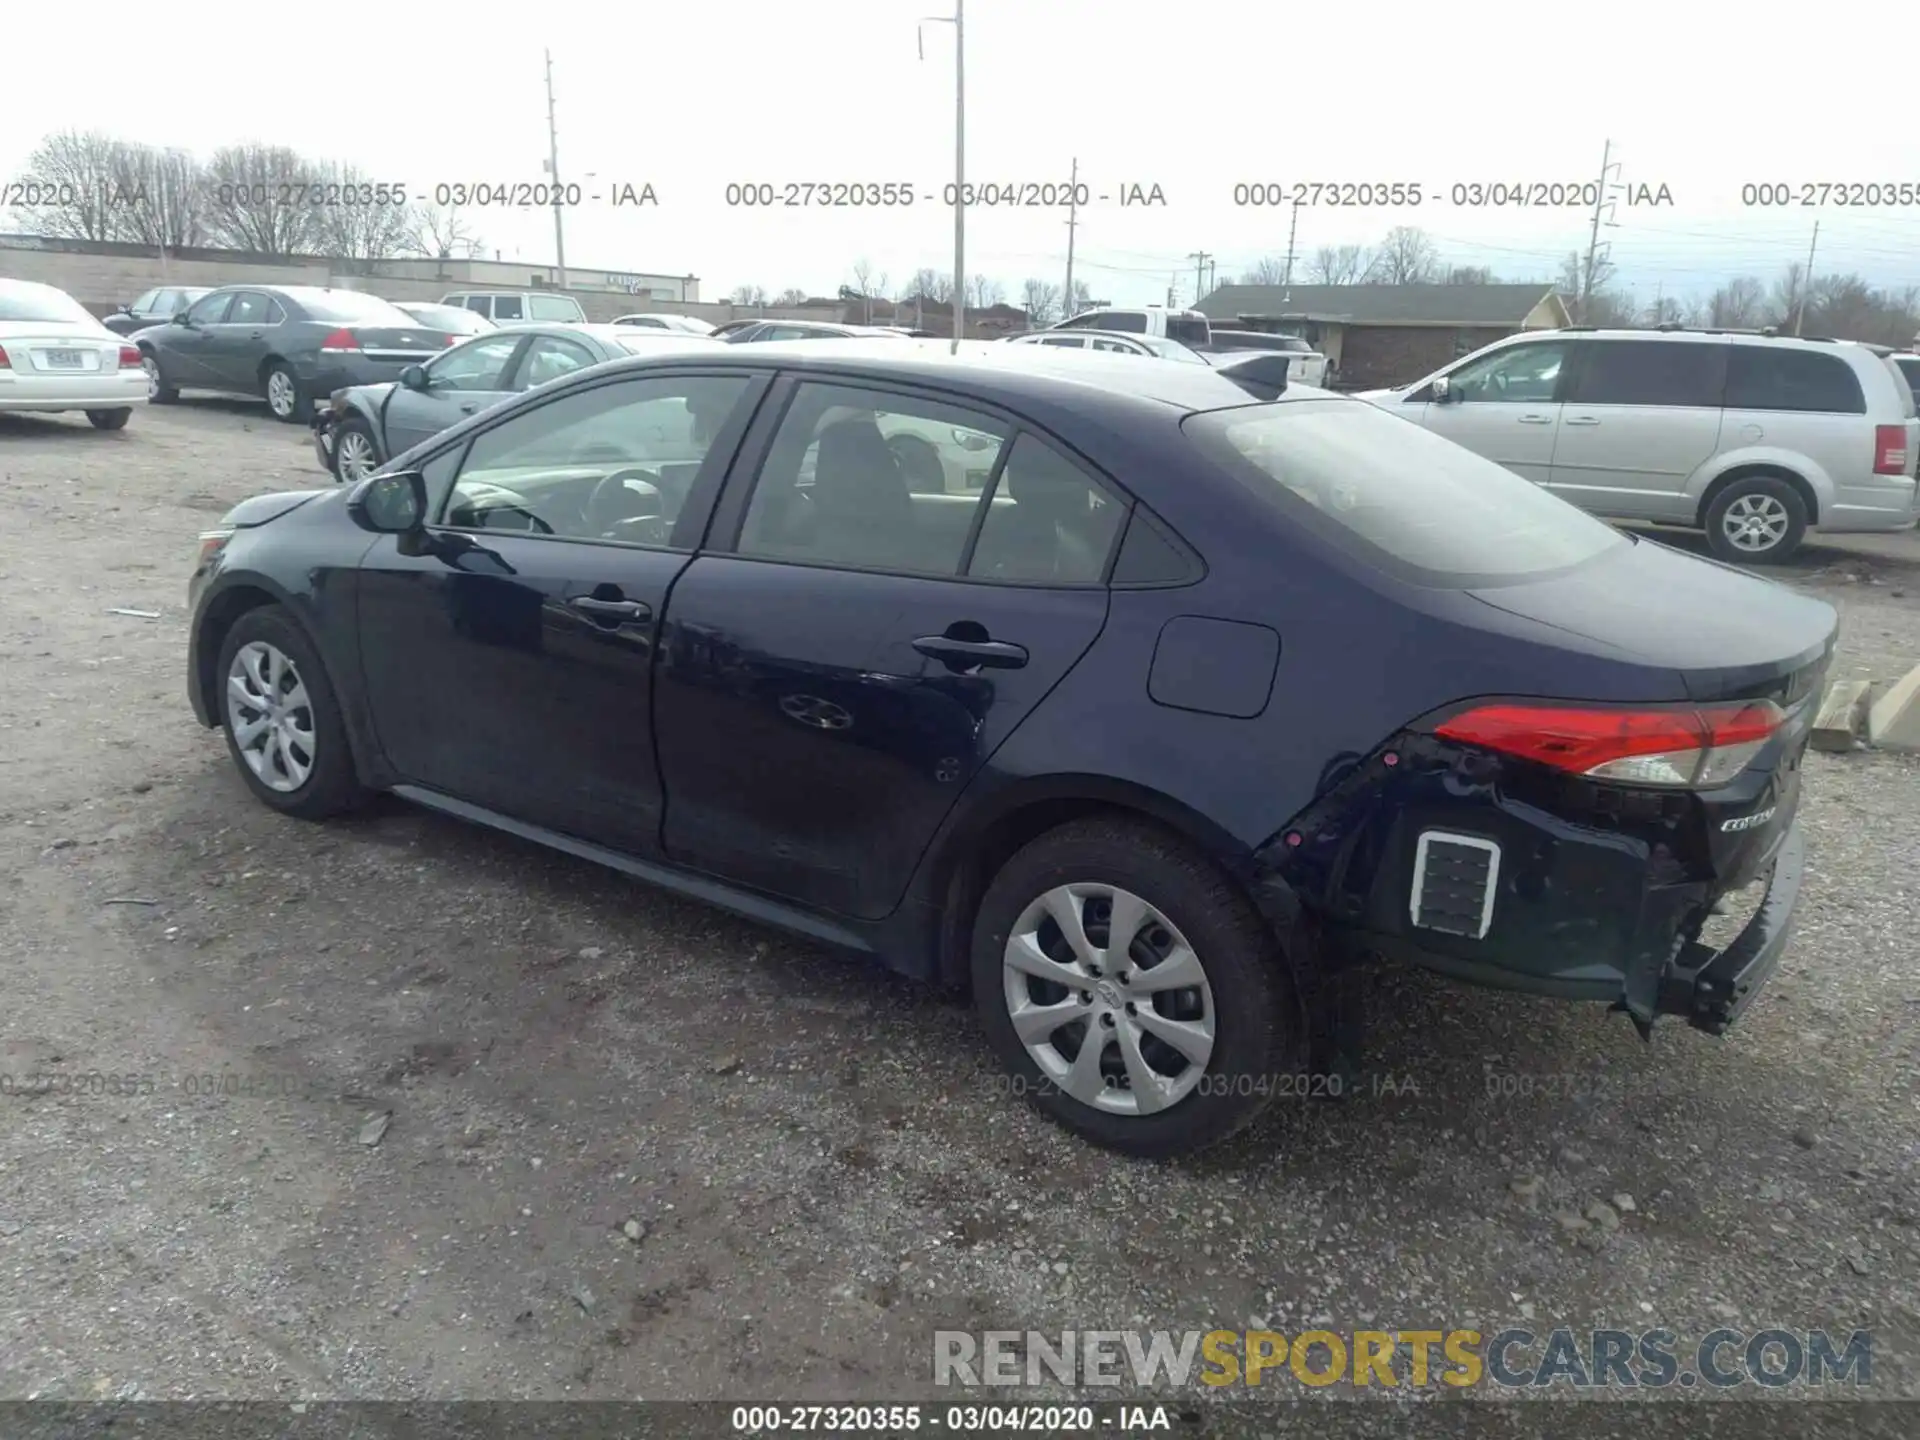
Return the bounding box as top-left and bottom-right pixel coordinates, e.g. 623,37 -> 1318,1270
921,1 -> 964,348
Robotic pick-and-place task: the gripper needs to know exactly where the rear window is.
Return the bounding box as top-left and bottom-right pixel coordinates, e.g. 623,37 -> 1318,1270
1165,315 -> 1211,346
1099,311 -> 1148,334
1184,400 -> 1626,586
296,290 -> 417,325
1567,339 -> 1726,408
1724,345 -> 1865,414
0,283 -> 98,325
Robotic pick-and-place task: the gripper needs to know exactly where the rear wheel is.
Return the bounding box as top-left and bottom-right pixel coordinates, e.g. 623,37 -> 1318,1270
141,352 -> 177,404
1704,476 -> 1807,564
971,817 -> 1296,1157
215,607 -> 367,819
86,408 -> 132,430
331,417 -> 380,483
263,361 -> 304,423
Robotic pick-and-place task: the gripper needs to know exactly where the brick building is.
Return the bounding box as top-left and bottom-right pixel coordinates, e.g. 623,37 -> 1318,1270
1195,283 -> 1569,390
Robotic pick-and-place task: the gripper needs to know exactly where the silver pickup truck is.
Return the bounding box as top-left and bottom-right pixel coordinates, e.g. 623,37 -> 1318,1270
1201,329 -> 1331,387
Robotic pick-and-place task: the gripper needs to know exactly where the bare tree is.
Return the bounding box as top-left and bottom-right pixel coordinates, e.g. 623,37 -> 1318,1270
1644,292 -> 1686,326
6,130 -> 134,241
107,143 -> 207,248
1021,278 -> 1061,325
202,144 -> 324,255
1242,255 -> 1288,286
1558,248 -> 1620,322
309,163 -> 414,268
1306,244 -> 1368,285
1708,276 -> 1766,328
773,287 -> 809,306
849,258 -> 879,322
729,284 -> 768,307
1443,265 -> 1496,285
1369,227 -> 1440,285
927,272 -> 957,305
1064,279 -> 1093,315
967,274 -> 1005,310
407,201 -> 485,262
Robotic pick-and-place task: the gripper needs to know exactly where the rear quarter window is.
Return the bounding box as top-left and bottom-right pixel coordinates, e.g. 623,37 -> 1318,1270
1724,346 -> 1865,414
1184,399 -> 1626,587
1165,315 -> 1211,346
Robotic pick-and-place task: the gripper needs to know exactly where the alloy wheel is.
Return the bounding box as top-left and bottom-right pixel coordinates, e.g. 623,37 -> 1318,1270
1001,883 -> 1215,1116
225,640 -> 317,793
266,369 -> 297,418
1720,493 -> 1790,554
335,428 -> 376,482
141,356 -> 162,400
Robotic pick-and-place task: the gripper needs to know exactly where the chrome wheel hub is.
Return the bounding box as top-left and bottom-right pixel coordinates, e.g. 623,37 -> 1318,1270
141,356 -> 161,398
1722,494 -> 1789,553
225,641 -> 316,793
1001,883 -> 1215,1117
336,429 -> 375,481
266,370 -> 296,417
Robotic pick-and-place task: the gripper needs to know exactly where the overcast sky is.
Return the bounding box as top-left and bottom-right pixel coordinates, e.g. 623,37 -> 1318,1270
8,0 -> 1918,306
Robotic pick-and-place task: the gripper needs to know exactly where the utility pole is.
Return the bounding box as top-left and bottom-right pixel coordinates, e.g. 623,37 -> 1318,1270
919,1 -> 964,345
1282,199 -> 1301,284
1063,156 -> 1079,320
1189,250 -> 1212,307
1577,139 -> 1620,324
1794,220 -> 1820,336
543,50 -> 568,291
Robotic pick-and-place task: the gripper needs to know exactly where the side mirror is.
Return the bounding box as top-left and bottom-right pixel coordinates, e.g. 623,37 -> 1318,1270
1430,376 -> 1454,404
348,470 -> 428,534
399,364 -> 428,391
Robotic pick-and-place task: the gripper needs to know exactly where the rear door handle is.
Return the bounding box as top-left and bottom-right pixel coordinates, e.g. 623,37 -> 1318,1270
1564,415 -> 1600,426
569,596 -> 651,622
459,402 -> 478,413
1518,413 -> 1554,425
913,636 -> 1028,669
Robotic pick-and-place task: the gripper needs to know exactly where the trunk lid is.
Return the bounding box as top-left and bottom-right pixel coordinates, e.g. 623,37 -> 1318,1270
328,327 -> 450,362
0,321 -> 124,375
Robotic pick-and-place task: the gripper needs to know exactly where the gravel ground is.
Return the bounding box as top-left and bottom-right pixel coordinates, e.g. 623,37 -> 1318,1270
1,398 -> 1917,1429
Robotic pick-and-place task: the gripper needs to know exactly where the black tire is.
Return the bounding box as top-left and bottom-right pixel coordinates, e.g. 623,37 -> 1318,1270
263,361 -> 306,424
970,816 -> 1298,1158
214,606 -> 368,820
1703,475 -> 1807,565
330,415 -> 381,483
86,408 -> 132,430
141,351 -> 178,404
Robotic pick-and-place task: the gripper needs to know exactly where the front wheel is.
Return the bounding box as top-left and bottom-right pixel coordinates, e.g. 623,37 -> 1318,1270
970,817 -> 1297,1157
215,607 -> 367,819
1704,476 -> 1807,564
263,362 -> 305,424
86,408 -> 132,430
331,417 -> 380,483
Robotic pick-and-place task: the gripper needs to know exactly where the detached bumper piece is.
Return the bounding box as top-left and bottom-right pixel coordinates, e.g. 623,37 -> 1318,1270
1655,822 -> 1805,1035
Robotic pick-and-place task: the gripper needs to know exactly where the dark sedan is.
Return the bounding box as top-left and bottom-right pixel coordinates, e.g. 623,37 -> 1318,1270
395,302 -> 496,336
103,285 -> 213,336
313,325 -> 724,481
185,340 -> 1832,1157
721,320 -> 913,343
136,286 -> 455,423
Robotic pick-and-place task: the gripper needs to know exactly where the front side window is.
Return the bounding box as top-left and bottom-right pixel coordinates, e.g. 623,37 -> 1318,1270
1185,398 -> 1625,586
492,295 -> 525,321
1035,335 -> 1086,348
444,374 -> 753,546
738,382 -> 1010,574
1724,346 -> 1865,415
428,334 -> 522,391
1895,356 -> 1920,403
130,288 -> 160,315
967,434 -> 1124,584
1566,340 -> 1726,408
226,292 -> 272,325
518,335 -> 599,388
186,292 -> 234,325
1092,338 -> 1141,354
1445,341 -> 1568,404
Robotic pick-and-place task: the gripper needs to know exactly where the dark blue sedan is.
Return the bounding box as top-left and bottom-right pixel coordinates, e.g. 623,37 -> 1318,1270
184,340 -> 1833,1157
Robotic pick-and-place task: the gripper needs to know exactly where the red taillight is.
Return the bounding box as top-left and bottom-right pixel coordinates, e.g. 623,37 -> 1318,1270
319,328 -> 360,353
1435,700 -> 1786,788
1873,424 -> 1908,476
118,345 -> 140,368
444,332 -> 460,346
0,345 -> 10,369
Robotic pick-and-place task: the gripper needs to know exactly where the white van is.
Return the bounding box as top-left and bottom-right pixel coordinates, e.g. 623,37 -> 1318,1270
440,291 -> 586,324
1048,305 -> 1211,346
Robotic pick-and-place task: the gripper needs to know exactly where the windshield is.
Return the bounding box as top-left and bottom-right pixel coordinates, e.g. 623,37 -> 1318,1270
297,290 -> 418,324
1184,399 -> 1625,586
0,282 -> 100,326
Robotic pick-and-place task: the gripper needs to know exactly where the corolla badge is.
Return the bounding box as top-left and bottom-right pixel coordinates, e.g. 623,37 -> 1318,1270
1720,806 -> 1776,833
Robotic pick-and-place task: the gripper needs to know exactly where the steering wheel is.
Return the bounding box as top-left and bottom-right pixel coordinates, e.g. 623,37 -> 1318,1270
586,467 -> 666,534
451,482 -> 554,534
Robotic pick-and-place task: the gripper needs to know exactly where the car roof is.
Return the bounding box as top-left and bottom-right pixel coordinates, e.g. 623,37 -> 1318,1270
1547,326 -> 1888,356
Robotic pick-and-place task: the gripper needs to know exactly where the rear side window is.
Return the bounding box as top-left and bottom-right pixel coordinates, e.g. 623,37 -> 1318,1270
1165,315 -> 1211,346
1185,399 -> 1625,586
528,294 -> 581,321
491,295 -> 525,320
1567,340 -> 1726,408
967,434 -> 1125,584
1100,311 -> 1148,334
1725,346 -> 1864,414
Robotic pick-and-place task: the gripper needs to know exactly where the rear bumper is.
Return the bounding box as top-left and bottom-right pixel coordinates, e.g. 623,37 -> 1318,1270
0,370 -> 147,410
299,356 -> 427,396
1656,822 -> 1803,1033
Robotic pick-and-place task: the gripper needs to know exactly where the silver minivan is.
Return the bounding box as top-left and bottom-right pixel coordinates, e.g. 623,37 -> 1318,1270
1359,328 -> 1919,562
440,291 -> 586,325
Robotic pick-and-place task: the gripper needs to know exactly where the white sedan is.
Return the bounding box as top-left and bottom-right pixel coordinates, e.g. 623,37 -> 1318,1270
0,279 -> 148,428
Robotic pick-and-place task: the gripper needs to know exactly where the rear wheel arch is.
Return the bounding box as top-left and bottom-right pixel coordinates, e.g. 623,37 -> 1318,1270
257,353 -> 290,385
1697,464 -> 1819,527
928,779 -> 1258,991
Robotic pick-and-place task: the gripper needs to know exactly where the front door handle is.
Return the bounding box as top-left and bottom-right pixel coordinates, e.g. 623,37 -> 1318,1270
248,330 -> 264,339
1564,415 -> 1600,426
460,402 -> 478,413
913,635 -> 1028,669
569,596 -> 651,623
1518,413 -> 1554,425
